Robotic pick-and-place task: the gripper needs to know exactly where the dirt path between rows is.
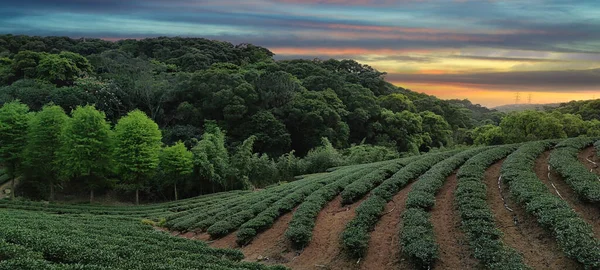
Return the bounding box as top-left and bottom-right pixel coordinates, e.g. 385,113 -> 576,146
431,173 -> 478,270
242,209 -> 298,264
287,195 -> 363,270
359,181 -> 415,270
535,151 -> 600,238
486,159 -> 579,269
578,146 -> 600,175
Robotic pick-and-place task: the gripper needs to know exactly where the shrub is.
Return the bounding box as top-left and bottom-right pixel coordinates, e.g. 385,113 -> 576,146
501,140 -> 600,268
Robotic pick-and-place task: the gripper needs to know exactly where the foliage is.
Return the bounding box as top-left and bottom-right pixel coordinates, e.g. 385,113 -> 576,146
400,147 -> 485,268
501,141 -> 600,268
340,152 -> 453,257
472,124 -> 504,145
343,144 -> 399,165
191,122 -> 230,191
548,137 -> 600,202
0,35 -> 495,160
248,153 -> 279,188
57,105 -> 112,201
285,162 -> 393,248
0,209 -> 283,269
0,100 -> 30,198
236,172 -> 344,245
159,141 -> 193,200
23,104 -> 68,200
275,151 -> 306,182
303,137 -> 345,174
455,145 -> 528,269
113,110 -> 162,204
339,159 -> 407,205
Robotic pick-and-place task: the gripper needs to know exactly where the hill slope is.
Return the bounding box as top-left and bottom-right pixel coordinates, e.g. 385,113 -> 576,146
1,138 -> 599,269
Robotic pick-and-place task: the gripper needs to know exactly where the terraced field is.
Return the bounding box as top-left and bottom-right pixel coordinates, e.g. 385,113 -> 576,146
1,139 -> 600,269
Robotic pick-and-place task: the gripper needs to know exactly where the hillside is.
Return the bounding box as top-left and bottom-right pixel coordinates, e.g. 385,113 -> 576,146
1,138 -> 599,269
0,35 -> 499,156
493,103 -> 561,112
492,103 -> 560,113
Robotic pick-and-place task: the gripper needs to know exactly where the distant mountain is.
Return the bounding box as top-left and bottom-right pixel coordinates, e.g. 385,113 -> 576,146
492,103 -> 561,113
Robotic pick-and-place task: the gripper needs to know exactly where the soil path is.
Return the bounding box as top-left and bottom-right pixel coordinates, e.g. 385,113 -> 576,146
359,181 -> 416,270
286,195 -> 362,270
241,209 -> 298,264
486,159 -> 579,269
431,173 -> 478,270
578,146 -> 600,174
535,151 -> 600,238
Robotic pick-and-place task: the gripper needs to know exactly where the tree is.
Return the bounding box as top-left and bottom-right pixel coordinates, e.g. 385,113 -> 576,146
159,141 -> 193,201
472,124 -> 504,145
244,111 -> 291,157
230,136 -> 256,186
378,93 -> 416,113
282,89 -> 349,155
303,137 -> 344,173
58,105 -> 112,203
36,53 -> 80,86
500,111 -> 566,143
0,79 -> 58,111
419,111 -> 452,149
23,104 -> 68,201
192,122 -> 230,192
113,110 -> 162,205
372,109 -> 424,153
0,101 -> 30,199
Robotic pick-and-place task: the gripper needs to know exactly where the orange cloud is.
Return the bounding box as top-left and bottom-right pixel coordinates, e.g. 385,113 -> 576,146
394,82 -> 599,107
270,47 -> 433,56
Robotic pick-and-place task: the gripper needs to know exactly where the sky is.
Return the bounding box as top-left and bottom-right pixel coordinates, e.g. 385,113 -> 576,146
1,0 -> 599,107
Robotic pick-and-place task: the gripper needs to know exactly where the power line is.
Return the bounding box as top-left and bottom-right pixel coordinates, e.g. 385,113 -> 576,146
515,92 -> 521,104
528,93 -> 532,104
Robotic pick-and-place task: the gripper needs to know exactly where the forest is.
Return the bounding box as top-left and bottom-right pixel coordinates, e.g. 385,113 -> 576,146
0,34 -> 599,203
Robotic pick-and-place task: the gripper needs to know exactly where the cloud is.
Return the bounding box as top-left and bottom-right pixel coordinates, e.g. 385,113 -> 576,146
386,68 -> 600,92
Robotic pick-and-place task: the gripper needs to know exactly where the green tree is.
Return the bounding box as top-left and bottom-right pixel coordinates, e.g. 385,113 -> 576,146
244,111 -> 291,157
372,109 -> 423,153
586,119 -> 600,137
192,122 -> 230,192
472,124 -> 504,145
303,137 -> 345,173
159,141 -> 193,201
230,136 -> 256,188
552,112 -> 586,137
23,104 -> 68,201
420,111 -> 452,149
36,53 -> 81,86
500,111 -> 566,143
113,110 -> 162,205
378,93 -> 416,113
0,101 -> 30,199
58,105 -> 112,203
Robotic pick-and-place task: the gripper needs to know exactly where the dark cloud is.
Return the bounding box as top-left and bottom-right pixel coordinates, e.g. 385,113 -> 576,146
1,0 -> 599,55
386,69 -> 600,92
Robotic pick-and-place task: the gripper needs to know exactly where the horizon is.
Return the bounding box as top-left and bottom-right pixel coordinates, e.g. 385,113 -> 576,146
2,0 -> 599,107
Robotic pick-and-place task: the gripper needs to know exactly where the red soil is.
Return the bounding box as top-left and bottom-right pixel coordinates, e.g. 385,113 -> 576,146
485,159 -> 579,269
359,181 -> 416,270
578,146 -> 600,174
430,173 -> 478,270
241,208 -> 298,264
286,195 -> 363,270
535,151 -> 600,238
